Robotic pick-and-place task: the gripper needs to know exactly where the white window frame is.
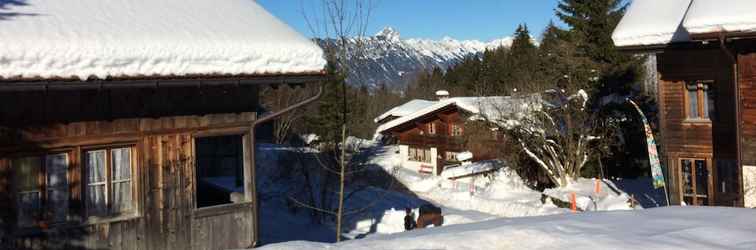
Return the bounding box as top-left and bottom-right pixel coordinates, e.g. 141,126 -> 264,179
83,146 -> 137,222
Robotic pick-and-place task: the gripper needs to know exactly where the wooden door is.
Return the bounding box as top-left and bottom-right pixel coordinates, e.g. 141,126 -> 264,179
679,158 -> 714,205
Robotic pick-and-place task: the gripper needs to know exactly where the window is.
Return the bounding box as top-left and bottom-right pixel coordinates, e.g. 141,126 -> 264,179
408,146 -> 431,163
445,152 -> 460,162
85,147 -> 135,219
195,135 -> 245,208
450,124 -> 463,137
680,158 -> 710,206
13,153 -> 69,228
427,122 -> 436,135
685,81 -> 716,120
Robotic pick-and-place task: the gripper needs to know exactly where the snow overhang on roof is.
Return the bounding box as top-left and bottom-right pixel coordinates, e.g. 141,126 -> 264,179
375,95 -> 542,135
683,0 -> 756,35
611,0 -> 692,48
613,0 -> 756,48
374,99 -> 437,123
0,0 -> 326,81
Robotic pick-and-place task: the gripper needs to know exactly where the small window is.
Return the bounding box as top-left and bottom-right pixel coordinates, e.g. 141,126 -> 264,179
85,147 -> 135,219
408,146 -> 431,163
13,153 -> 69,228
195,135 -> 245,208
445,152 -> 460,161
427,122 -> 436,135
685,81 -> 715,120
450,124 -> 463,137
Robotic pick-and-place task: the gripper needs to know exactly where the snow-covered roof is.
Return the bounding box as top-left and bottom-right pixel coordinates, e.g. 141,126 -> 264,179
375,95 -> 542,134
613,0 -> 756,47
374,99 -> 437,123
683,0 -> 756,34
0,0 -> 326,81
611,0 -> 691,47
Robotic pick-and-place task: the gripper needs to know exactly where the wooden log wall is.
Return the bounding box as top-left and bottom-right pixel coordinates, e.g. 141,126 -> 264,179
739,52 -> 756,166
0,112 -> 257,250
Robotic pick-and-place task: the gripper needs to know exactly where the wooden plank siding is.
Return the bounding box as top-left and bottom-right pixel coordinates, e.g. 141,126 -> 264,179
738,52 -> 756,166
0,112 -> 257,250
657,48 -> 738,205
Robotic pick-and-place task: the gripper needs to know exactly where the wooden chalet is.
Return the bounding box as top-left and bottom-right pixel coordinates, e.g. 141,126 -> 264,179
613,0 -> 756,207
0,0 -> 326,249
375,93 -> 538,176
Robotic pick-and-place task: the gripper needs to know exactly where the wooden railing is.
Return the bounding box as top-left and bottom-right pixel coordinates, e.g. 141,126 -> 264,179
400,134 -> 465,148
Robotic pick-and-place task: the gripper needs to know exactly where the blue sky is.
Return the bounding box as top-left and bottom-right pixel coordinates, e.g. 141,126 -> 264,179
258,0 -> 563,41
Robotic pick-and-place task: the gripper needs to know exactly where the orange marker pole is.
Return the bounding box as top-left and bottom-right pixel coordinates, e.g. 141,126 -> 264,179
570,192 -> 577,213
595,179 -> 601,194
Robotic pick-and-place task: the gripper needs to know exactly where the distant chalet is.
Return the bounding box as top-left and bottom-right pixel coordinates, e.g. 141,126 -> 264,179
375,92 -> 540,176
612,0 -> 756,207
0,0 -> 326,249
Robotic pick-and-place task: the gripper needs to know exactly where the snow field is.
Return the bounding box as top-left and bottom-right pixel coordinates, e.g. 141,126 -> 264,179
261,206 -> 756,250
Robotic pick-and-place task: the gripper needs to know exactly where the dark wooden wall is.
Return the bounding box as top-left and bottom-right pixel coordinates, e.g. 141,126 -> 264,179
0,112 -> 257,250
738,52 -> 756,166
0,83 -> 259,127
657,48 -> 738,205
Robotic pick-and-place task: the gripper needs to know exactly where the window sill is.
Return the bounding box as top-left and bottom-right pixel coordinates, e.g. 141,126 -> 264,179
84,213 -> 141,225
682,119 -> 712,125
10,215 -> 140,237
194,201 -> 254,219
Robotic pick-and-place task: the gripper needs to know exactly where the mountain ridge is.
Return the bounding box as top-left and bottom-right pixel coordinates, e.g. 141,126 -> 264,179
318,27 -> 512,89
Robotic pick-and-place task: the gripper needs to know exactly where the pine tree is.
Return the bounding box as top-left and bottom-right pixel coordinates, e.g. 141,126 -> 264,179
309,59 -> 348,145
556,0 -> 643,96
556,0 -> 628,64
506,24 -> 541,94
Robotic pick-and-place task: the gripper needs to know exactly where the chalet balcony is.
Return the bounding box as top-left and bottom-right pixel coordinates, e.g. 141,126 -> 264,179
399,134 -> 466,149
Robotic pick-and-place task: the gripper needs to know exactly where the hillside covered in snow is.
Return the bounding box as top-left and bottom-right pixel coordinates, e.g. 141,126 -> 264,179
318,27 -> 512,89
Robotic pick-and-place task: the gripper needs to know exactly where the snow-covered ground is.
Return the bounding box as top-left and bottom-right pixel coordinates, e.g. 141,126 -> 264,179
371,145 -> 638,218
261,206 -> 756,250
256,142 -> 700,248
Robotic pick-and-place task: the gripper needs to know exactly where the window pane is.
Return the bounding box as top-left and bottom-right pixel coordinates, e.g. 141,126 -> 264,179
87,150 -> 107,183
112,181 -> 132,214
14,157 -> 41,191
687,87 -> 699,119
47,189 -> 68,223
695,160 -> 709,196
17,192 -> 41,227
111,148 -> 131,181
46,153 -> 68,188
682,159 -> 693,195
87,185 -> 107,216
46,153 -> 69,223
705,85 -> 715,120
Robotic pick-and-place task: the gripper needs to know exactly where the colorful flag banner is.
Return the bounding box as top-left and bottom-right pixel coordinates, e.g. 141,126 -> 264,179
628,99 -> 666,189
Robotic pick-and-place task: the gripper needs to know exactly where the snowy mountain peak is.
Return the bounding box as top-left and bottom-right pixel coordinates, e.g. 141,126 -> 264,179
375,27 -> 401,42
318,28 -> 513,89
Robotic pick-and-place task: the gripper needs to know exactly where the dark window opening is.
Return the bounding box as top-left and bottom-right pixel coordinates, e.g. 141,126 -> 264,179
195,134 -> 245,208
13,153 -> 69,228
